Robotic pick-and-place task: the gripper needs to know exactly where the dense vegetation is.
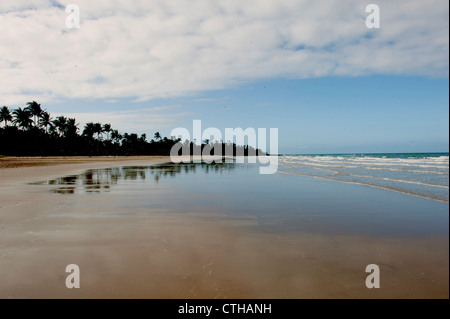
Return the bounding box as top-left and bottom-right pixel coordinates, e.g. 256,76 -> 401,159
0,101 -> 262,157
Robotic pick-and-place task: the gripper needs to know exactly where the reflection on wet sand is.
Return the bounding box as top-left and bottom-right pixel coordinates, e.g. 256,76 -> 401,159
34,161 -> 235,194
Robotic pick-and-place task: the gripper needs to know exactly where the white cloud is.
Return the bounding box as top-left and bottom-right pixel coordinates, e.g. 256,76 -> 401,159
0,0 -> 448,105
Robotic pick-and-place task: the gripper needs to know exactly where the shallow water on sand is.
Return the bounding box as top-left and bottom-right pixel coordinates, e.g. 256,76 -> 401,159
2,161 -> 448,298
38,161 -> 448,237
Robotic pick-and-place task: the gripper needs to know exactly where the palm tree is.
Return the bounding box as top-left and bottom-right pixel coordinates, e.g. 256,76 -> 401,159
53,116 -> 67,137
65,118 -> 79,137
111,129 -> 122,143
48,124 -> 58,136
25,101 -> 42,127
154,131 -> 162,141
39,111 -> 53,133
0,106 -> 13,128
13,107 -> 33,130
93,123 -> 102,140
102,123 -> 112,141
83,122 -> 96,139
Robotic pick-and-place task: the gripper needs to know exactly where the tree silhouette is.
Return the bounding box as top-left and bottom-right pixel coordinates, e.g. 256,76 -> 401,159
0,106 -> 12,128
53,116 -> 67,137
1,100 -> 262,157
83,122 -> 95,139
65,118 -> 79,138
103,123 -> 112,141
25,101 -> 42,127
111,129 -> 122,143
39,111 -> 53,133
93,123 -> 102,140
13,107 -> 33,130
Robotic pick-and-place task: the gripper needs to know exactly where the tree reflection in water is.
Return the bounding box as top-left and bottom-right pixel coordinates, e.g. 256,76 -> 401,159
35,161 -> 235,194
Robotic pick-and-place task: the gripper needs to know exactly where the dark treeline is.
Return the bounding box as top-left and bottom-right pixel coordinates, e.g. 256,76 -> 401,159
0,101 -> 263,157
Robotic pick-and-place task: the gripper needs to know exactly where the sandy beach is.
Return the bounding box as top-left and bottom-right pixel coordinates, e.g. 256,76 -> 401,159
0,156 -> 448,298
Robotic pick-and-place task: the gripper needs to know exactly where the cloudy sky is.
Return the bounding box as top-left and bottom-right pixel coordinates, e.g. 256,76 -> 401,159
1,0 -> 448,153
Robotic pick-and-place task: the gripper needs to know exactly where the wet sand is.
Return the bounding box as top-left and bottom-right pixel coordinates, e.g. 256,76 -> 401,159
0,157 -> 448,298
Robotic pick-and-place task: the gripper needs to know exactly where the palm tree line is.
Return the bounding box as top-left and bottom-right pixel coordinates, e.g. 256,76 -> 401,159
1,102 -> 116,140
1,101 -> 263,157
0,101 -> 175,156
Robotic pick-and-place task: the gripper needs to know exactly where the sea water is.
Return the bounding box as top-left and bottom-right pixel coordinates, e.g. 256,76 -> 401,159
278,153 -> 449,202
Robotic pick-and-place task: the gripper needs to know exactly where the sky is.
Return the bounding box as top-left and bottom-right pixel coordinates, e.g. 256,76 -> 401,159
0,0 -> 448,154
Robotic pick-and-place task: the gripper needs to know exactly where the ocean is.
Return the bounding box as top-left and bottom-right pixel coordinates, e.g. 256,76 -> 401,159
278,153 -> 449,203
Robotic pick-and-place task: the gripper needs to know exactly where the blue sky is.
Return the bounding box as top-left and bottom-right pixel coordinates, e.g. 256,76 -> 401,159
46,75 -> 449,154
1,0 -> 449,154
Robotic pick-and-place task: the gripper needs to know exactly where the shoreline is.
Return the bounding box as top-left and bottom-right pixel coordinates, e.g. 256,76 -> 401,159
277,169 -> 449,204
0,155 -> 172,168
0,156 -> 173,186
